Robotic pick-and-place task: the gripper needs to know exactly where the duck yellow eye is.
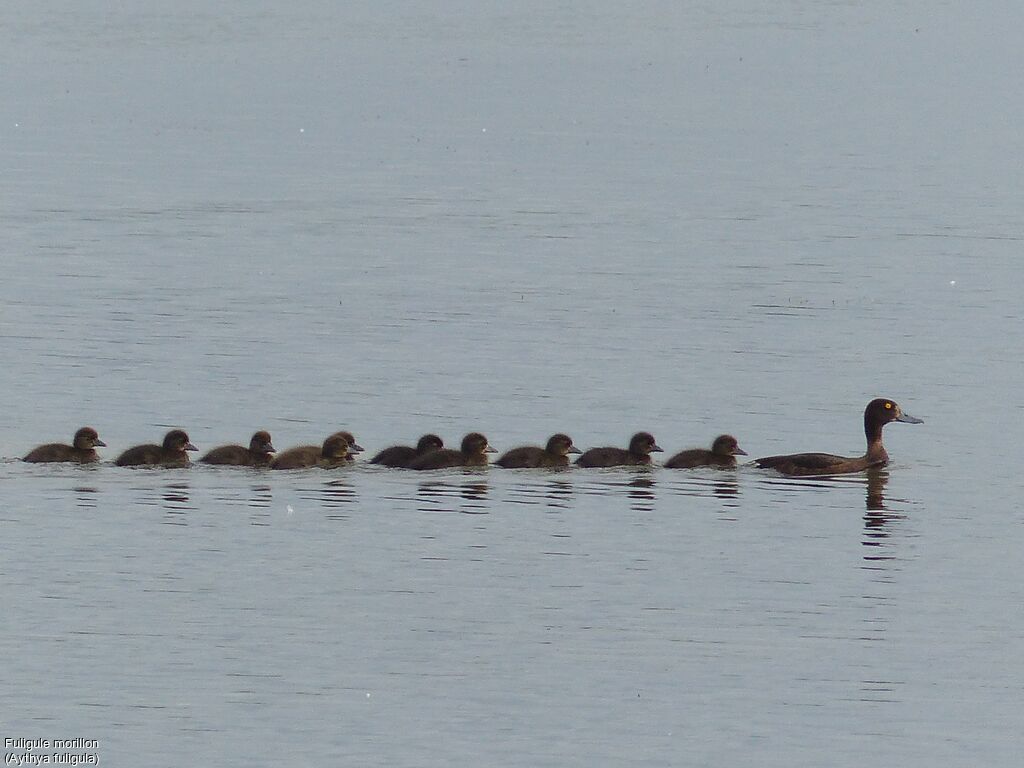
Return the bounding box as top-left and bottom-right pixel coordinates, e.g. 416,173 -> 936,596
884,402 -> 892,409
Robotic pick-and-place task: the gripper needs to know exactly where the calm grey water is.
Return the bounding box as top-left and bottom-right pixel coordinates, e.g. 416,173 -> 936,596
3,2 -> 1023,765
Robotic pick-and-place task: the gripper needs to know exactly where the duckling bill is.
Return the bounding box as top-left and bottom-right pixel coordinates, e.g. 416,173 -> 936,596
754,398 -> 922,476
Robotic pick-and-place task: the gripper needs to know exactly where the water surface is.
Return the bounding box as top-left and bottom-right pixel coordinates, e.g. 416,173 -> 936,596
3,2 -> 1023,766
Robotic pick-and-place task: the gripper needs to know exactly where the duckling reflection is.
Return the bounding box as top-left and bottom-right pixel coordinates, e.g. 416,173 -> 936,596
576,468 -> 656,510
160,481 -> 194,523
664,474 -> 740,505
545,478 -> 573,509
163,482 -> 192,508
248,484 -> 273,526
504,476 -> 575,510
249,484 -> 273,509
73,486 -> 99,509
858,679 -> 902,703
712,477 -> 740,502
319,479 -> 356,516
628,476 -> 656,512
417,479 -> 489,514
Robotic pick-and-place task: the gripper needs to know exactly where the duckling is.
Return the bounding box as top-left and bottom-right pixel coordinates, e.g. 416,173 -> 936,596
495,433 -> 581,468
370,434 -> 444,468
335,431 -> 364,462
664,434 -> 747,469
754,398 -> 922,476
23,427 -> 106,464
200,431 -> 276,467
115,430 -> 197,468
270,433 -> 350,470
575,432 -> 663,468
406,432 -> 496,470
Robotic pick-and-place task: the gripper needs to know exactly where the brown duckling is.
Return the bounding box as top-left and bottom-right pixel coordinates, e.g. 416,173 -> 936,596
575,432 -> 663,468
270,433 -> 350,470
115,429 -> 197,468
23,427 -> 106,464
200,431 -> 276,467
495,433 -> 581,468
664,434 -> 747,469
370,433 -> 444,468
335,430 -> 364,462
406,432 -> 496,470
754,398 -> 923,476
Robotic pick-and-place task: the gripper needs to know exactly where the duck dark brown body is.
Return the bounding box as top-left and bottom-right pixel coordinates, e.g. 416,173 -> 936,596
370,434 -> 444,468
23,427 -> 106,464
754,398 -> 922,476
664,434 -> 747,469
270,433 -> 350,470
406,432 -> 495,470
496,433 -> 581,468
115,430 -> 197,468
575,432 -> 663,468
200,431 -> 276,467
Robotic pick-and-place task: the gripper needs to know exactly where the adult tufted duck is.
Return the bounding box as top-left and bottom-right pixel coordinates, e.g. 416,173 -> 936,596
754,398 -> 922,476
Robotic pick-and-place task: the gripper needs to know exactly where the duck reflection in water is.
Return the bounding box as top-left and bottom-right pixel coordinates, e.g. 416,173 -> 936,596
628,476 -> 656,512
505,477 -> 575,510
712,477 -> 740,501
292,479 -> 356,512
663,474 -> 740,505
545,478 -> 573,509
417,479 -> 489,514
161,481 -> 194,522
247,484 -> 274,526
319,479 -> 356,509
248,484 -> 273,510
865,468 -> 888,512
73,486 -> 99,509
861,469 -> 905,555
